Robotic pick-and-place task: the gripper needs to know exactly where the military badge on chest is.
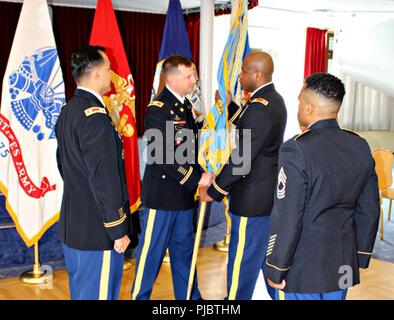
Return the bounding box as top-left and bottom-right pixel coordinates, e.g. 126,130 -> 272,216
171,106 -> 187,146
173,114 -> 186,131
174,119 -> 186,146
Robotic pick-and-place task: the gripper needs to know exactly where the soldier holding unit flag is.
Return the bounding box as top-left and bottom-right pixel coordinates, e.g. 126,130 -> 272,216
200,51 -> 287,300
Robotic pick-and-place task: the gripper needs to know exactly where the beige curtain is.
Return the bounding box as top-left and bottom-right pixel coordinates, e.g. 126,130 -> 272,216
339,74 -> 394,131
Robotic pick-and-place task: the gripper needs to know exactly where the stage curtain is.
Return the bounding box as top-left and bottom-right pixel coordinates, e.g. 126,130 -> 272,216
304,27 -> 327,78
0,1 -> 258,135
185,13 -> 200,71
115,11 -> 166,134
0,2 -> 22,100
51,6 -> 166,135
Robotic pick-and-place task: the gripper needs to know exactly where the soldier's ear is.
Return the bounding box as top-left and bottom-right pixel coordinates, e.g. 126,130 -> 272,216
89,68 -> 99,82
255,71 -> 263,82
166,73 -> 177,87
305,103 -> 314,115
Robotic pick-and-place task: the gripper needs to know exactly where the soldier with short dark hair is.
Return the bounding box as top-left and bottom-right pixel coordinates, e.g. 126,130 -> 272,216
56,45 -> 131,300
266,73 -> 380,300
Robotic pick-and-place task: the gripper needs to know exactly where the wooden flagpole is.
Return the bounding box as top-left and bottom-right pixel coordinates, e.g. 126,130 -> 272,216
186,202 -> 206,300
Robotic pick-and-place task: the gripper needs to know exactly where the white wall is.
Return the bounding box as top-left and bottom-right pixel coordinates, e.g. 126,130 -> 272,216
213,8 -> 311,140
334,16 -> 394,97
212,7 -> 345,140
212,7 -> 394,139
212,14 -> 230,106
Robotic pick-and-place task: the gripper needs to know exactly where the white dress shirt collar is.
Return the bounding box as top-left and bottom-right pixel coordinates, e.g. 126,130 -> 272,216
166,85 -> 185,104
77,86 -> 105,107
250,81 -> 273,98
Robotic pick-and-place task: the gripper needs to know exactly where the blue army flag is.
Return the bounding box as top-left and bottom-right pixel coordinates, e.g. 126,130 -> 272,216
151,0 -> 193,99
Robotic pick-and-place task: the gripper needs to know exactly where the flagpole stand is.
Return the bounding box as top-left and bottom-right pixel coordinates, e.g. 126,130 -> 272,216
20,242 -> 53,285
123,258 -> 132,271
163,249 -> 170,263
123,245 -> 134,271
213,201 -> 231,252
213,233 -> 230,252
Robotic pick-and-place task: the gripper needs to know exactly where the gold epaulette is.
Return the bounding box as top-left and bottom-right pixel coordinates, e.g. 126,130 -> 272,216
342,128 -> 360,136
84,106 -> 107,117
294,129 -> 311,140
148,101 -> 164,108
251,98 -> 269,106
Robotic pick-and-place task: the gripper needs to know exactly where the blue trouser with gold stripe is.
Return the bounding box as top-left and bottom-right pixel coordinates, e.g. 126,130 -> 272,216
63,244 -> 124,300
227,213 -> 274,300
131,208 -> 201,300
275,289 -> 347,300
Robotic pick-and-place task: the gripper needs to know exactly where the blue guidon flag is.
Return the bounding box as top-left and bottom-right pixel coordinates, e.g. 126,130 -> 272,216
0,0 -> 65,246
151,0 -> 193,100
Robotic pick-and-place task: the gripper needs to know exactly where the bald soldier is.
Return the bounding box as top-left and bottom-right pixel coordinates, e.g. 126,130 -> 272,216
200,51 -> 287,300
266,73 -> 380,300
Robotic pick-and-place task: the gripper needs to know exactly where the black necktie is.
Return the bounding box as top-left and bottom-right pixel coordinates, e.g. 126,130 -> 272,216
184,98 -> 192,111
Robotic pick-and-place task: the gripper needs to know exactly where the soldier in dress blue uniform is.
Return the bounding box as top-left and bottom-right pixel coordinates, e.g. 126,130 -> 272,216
55,46 -> 131,300
200,51 -> 287,300
131,55 -> 212,300
266,73 -> 380,300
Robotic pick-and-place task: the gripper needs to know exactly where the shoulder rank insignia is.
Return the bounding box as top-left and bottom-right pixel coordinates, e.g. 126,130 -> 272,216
294,129 -> 311,140
342,128 -> 360,136
251,98 -> 269,106
84,106 -> 107,117
148,101 -> 164,108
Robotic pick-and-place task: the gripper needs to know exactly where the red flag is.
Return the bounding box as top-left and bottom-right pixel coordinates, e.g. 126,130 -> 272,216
90,0 -> 141,213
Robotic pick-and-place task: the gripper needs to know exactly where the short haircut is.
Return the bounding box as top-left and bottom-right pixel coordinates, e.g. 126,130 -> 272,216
162,54 -> 193,77
305,73 -> 345,104
71,45 -> 106,82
